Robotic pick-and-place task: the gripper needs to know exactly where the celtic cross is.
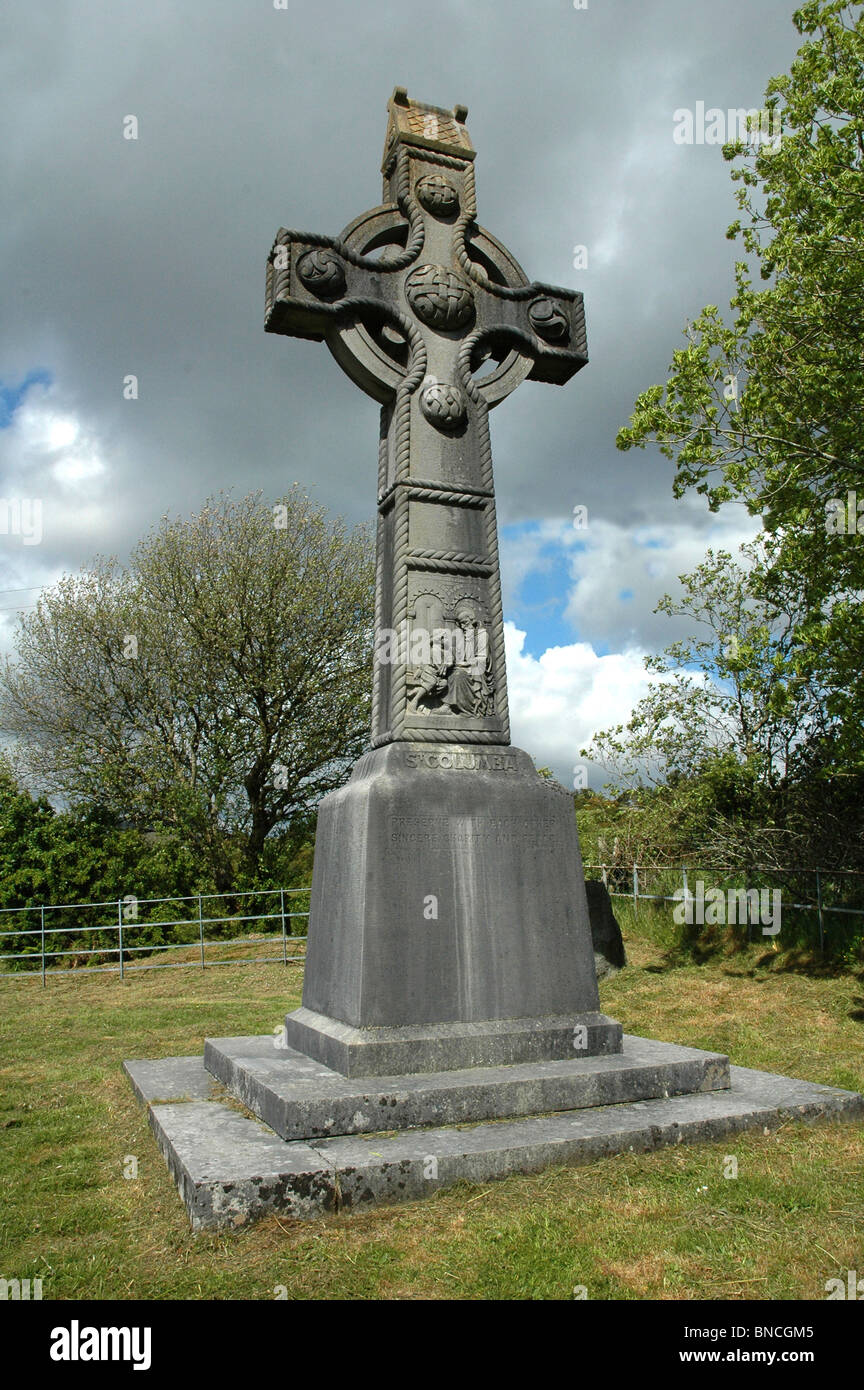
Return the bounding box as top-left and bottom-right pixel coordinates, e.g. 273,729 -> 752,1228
266,87 -> 588,747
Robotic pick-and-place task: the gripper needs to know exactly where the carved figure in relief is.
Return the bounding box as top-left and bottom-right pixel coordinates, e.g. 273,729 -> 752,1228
405,603 -> 494,718
445,606 -> 494,716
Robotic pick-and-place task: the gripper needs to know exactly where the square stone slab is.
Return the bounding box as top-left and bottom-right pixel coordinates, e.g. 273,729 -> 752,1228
203,1033 -> 730,1140
125,1049 -> 864,1229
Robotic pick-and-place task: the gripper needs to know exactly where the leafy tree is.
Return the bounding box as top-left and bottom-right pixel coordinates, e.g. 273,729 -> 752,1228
582,544 -> 822,792
0,491 -> 374,886
579,544 -> 852,871
616,0 -> 864,771
0,757 -> 214,969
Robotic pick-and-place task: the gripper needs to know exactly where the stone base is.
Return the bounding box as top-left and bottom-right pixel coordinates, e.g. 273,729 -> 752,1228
281,1006 -> 622,1078
297,744 -> 609,1055
124,1039 -> 864,1230
204,1032 -> 728,1140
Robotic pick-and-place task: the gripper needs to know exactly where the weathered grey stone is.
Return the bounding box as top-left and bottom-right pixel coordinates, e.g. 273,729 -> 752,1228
123,1056 -> 216,1105
586,879 -> 627,978
284,742 -> 618,1074
204,1033 -> 729,1141
147,1101 -> 337,1230
283,1007 -> 621,1079
320,1068 -> 864,1213
131,1056 -> 864,1228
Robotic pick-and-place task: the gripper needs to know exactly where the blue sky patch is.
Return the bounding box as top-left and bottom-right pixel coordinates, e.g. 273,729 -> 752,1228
500,521 -> 582,656
0,369 -> 54,428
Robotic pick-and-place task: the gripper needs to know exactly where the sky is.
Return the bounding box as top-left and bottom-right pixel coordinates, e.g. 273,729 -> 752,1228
0,0 -> 805,785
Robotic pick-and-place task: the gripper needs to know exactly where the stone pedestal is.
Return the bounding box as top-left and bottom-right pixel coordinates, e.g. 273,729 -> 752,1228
282,743 -> 620,1076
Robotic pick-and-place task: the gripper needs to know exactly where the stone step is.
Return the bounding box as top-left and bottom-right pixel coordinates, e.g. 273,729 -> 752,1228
203,1033 -> 731,1141
124,1053 -> 864,1229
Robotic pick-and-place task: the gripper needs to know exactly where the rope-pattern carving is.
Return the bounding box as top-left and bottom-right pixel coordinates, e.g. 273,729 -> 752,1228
265,267 -> 430,375
381,727 -> 508,746
388,493 -> 411,740
392,393 -> 412,484
370,508 -> 386,740
457,330 -> 489,406
269,212 -> 422,279
407,549 -> 487,565
483,489 -> 510,741
377,410 -> 390,499
474,401 -> 496,495
479,421 -> 494,495
453,226 -> 539,301
452,164 -> 537,303
458,322 -> 581,380
371,279 -> 430,738
449,338 -> 496,494
405,486 -> 485,507
271,144 -> 437,288
390,318 -> 429,485
406,557 -> 492,576
378,478 -> 492,507
382,143 -> 472,181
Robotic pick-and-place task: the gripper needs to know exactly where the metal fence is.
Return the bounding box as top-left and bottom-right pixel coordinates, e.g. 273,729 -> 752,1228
2,863 -> 863,984
0,887 -> 310,986
585,862 -> 864,953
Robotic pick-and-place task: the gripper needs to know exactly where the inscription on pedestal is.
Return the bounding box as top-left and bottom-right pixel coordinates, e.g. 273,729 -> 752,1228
389,813 -> 564,852
404,749 -> 518,771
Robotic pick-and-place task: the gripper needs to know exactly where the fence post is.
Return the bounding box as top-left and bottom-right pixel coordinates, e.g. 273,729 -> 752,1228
633,863 -> 639,916
40,905 -> 46,988
117,899 -> 124,980
815,868 -> 824,955
280,888 -> 287,964
198,895 -> 205,969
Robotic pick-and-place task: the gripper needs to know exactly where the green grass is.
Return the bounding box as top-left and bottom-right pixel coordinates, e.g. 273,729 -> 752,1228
1,921 -> 862,1301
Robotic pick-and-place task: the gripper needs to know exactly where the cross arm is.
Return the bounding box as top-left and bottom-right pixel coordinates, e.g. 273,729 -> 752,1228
265,222 -> 408,344
468,273 -> 588,388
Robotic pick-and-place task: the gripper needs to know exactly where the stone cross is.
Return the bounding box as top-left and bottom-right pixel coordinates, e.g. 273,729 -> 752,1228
266,87 -> 587,748
266,91 -> 611,1076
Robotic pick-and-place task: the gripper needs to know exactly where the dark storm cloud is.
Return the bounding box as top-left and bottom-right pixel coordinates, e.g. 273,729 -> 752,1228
0,0 -> 800,624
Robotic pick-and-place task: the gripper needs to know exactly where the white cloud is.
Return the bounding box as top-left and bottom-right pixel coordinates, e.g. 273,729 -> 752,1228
562,509 -> 760,649
0,384 -> 116,559
0,383 -> 121,659
52,450 -> 106,486
501,504 -> 757,784
47,416 -> 78,449
505,622 -> 655,785
7,394 -> 108,494
501,505 -> 759,657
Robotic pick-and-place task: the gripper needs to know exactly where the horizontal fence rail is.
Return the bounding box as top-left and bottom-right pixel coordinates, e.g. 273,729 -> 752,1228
1,864 -> 862,983
0,887 -> 310,985
584,863 -> 864,953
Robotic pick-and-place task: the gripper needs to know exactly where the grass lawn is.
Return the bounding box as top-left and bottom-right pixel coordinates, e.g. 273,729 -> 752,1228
1,911 -> 862,1301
